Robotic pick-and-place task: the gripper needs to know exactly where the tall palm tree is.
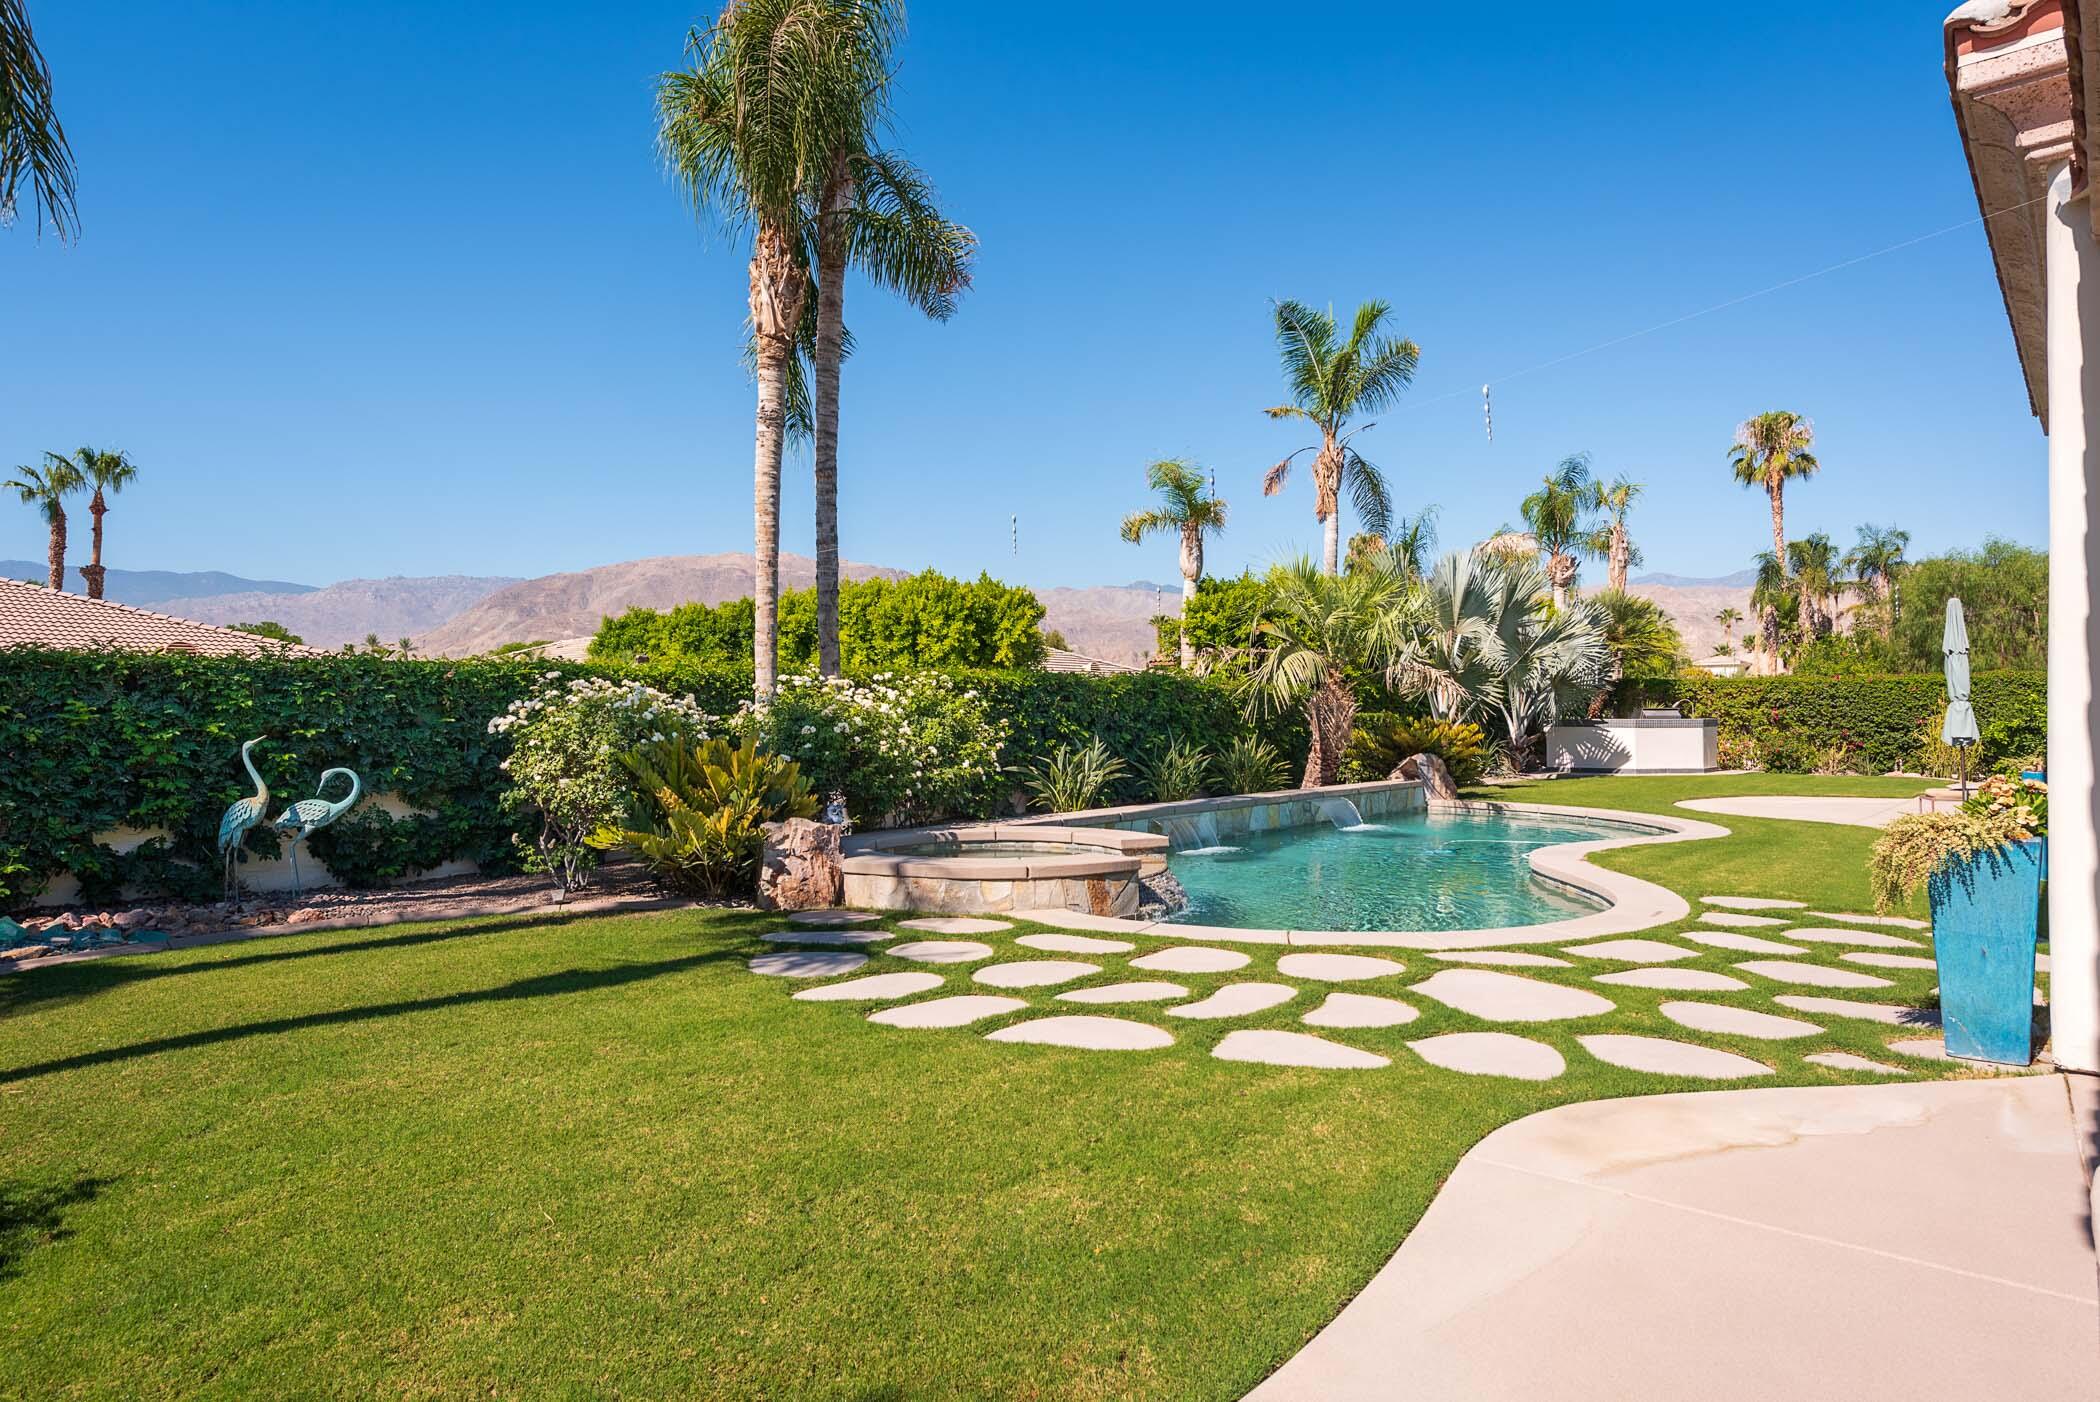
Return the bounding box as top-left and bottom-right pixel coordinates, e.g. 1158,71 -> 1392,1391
1245,554 -> 1416,786
658,1 -> 877,699
1,0 -> 76,239
1788,532 -> 1840,638
1728,411 -> 1819,633
1120,458 -> 1227,668
1519,453 -> 1601,610
1262,299 -> 1417,576
4,452 -> 81,589
1750,549 -> 1791,673
1589,475 -> 1643,592
1845,522 -> 1909,636
1715,605 -> 1743,653
56,446 -> 136,599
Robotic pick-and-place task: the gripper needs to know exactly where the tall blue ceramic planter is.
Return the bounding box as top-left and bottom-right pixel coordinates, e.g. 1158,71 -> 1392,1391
1928,839 -> 2042,1065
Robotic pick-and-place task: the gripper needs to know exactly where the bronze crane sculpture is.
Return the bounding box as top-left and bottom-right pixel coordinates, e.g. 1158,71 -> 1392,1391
270,768 -> 362,898
216,737 -> 270,905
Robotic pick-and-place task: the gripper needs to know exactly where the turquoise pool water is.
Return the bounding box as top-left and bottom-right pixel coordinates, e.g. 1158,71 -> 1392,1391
1162,809 -> 1651,932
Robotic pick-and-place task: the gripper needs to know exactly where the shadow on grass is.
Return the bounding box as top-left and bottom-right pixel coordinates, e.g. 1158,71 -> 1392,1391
0,1172 -> 116,1283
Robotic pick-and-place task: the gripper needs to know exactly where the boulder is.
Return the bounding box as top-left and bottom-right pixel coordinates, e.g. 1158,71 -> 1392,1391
1393,752 -> 1458,800
757,818 -> 844,912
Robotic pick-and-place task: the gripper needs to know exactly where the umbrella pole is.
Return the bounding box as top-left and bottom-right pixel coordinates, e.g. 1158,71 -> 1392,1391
1959,745 -> 1970,801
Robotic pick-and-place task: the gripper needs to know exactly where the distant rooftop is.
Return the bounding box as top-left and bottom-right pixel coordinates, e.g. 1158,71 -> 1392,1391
0,576 -> 320,658
1042,646 -> 1139,674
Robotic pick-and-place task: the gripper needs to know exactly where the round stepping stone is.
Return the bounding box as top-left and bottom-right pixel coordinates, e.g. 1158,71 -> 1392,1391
1302,992 -> 1420,1028
1018,932 -> 1135,955
1168,982 -> 1297,1019
761,928 -> 890,946
887,940 -> 995,964
1805,1051 -> 1909,1075
897,916 -> 1013,935
1677,929 -> 1809,956
793,972 -> 944,1001
1594,967 -> 1750,992
1130,945 -> 1250,974
1782,927 -> 1922,949
1698,911 -> 1788,928
1276,952 -> 1406,982
1840,952 -> 1938,971
1408,1032 -> 1565,1080
787,909 -> 882,926
1212,1029 -> 1389,1069
1734,960 -> 1892,990
748,951 -> 869,978
1774,995 -> 1940,1027
1560,939 -> 1696,963
1057,980 -> 1188,1005
1577,1034 -> 1774,1080
1410,969 -> 1615,1022
986,1015 -> 1173,1051
973,959 -> 1099,988
870,995 -> 1026,1029
1659,1001 -> 1821,1040
1426,950 -> 1574,968
1701,896 -> 1806,910
1807,911 -> 1929,929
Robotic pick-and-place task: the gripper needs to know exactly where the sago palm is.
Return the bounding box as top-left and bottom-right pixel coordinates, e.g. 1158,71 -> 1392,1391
1120,458 -> 1227,668
1,0 -> 75,239
1590,475 -> 1643,592
1262,299 -> 1417,575
4,452 -> 81,588
1519,453 -> 1602,610
1728,411 -> 1819,633
55,446 -> 136,598
1245,554 -> 1417,787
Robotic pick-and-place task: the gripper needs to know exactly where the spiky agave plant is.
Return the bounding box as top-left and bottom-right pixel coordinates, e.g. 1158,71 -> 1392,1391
1021,737 -> 1128,814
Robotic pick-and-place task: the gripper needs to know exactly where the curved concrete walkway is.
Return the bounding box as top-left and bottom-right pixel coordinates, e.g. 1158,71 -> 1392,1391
1248,1075 -> 2100,1401
1674,795 -> 1918,828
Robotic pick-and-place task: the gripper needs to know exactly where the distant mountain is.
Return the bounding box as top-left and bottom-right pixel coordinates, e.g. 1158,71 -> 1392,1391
0,561 -> 315,605
165,576 -> 520,649
1631,569 -> 1758,589
1038,584 -> 1168,667
1622,581 -> 1753,659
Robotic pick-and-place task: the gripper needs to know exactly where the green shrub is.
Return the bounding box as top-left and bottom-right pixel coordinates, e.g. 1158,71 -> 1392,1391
1213,735 -> 1289,795
1342,714 -> 1490,786
1137,736 -> 1211,802
1868,806 -> 2039,914
588,734 -> 817,897
1021,738 -> 1128,814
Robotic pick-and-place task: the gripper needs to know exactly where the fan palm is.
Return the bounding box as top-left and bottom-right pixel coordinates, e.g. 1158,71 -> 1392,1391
1750,549 -> 1792,672
1244,554 -> 1417,786
1394,549 -> 1502,724
1728,411 -> 1819,632
1262,299 -> 1417,575
1120,458 -> 1228,668
4,452 -> 81,588
53,446 -> 136,598
1590,475 -> 1643,592
1845,523 -> 1908,636
1519,453 -> 1602,610
1,0 -> 75,239
1788,532 -> 1840,638
1715,605 -> 1743,652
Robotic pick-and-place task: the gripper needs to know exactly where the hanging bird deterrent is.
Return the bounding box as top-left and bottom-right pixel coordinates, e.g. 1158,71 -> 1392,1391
1482,384 -> 1494,442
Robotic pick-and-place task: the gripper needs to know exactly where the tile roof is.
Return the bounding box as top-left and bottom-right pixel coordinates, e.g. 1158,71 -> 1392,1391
1042,646 -> 1140,674
0,576 -> 320,657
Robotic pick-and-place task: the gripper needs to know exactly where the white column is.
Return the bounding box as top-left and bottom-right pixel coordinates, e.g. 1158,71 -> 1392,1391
2044,161 -> 2100,1074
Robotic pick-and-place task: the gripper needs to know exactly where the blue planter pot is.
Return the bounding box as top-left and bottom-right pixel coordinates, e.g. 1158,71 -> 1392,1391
1928,839 -> 2042,1065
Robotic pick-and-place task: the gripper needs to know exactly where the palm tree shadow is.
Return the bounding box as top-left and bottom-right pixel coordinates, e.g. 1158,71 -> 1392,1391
0,1173 -> 116,1283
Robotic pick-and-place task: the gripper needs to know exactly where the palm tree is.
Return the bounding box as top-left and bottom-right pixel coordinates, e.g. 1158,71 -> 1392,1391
1715,605 -> 1743,653
1519,453 -> 1601,610
1590,475 -> 1643,592
4,452 -> 81,589
1845,522 -> 1909,636
1,0 -> 76,239
658,1 -> 876,699
1262,299 -> 1417,575
1788,532 -> 1840,638
54,446 -> 137,599
1120,458 -> 1227,668
1245,554 -> 1416,786
1591,590 -> 1683,682
1728,411 -> 1819,632
1750,549 -> 1791,673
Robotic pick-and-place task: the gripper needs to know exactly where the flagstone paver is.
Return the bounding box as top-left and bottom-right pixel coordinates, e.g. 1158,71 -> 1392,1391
1561,939 -> 1697,963
870,995 -> 1027,1029
1659,1001 -> 1822,1040
1017,933 -> 1136,955
793,972 -> 945,1001
1677,928 -> 1810,956
1425,950 -> 1573,968
1594,967 -> 1750,992
1699,912 -> 1789,927
1130,945 -> 1251,974
1411,969 -> 1615,1022
886,940 -> 995,964
1056,981 -> 1189,1005
749,951 -> 869,978
761,929 -> 891,946
1783,927 -> 1924,949
972,960 -> 1100,989
1277,952 -> 1407,982
897,917 -> 1014,935
1888,1037 -> 2043,1071
1774,995 -> 1941,1026
1576,1034 -> 1774,1080
1804,1051 -> 1910,1075
786,909 -> 883,926
1841,952 -> 1940,971
1302,992 -> 1421,1028
1407,1032 -> 1565,1080
1169,982 -> 1298,1019
986,1015 -> 1174,1051
1735,960 -> 1894,990
1807,911 -> 1930,929
1213,1029 -> 1389,1069
1701,896 -> 1807,910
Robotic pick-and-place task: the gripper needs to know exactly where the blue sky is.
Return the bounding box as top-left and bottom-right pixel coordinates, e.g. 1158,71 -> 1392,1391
2,1 -> 2047,591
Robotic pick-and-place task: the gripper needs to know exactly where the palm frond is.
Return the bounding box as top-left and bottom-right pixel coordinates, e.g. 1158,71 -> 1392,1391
0,0 -> 76,239
1342,451 -> 1392,536
847,148 -> 975,320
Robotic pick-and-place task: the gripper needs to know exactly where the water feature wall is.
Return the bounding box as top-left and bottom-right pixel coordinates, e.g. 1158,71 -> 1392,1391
1314,796 -> 1367,830
1013,778 -> 1429,845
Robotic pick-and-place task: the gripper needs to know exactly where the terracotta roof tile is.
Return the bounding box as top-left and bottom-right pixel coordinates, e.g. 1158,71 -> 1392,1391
0,576 -> 319,657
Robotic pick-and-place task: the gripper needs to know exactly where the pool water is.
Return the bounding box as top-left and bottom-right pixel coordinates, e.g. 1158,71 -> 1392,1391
1163,810 -> 1649,932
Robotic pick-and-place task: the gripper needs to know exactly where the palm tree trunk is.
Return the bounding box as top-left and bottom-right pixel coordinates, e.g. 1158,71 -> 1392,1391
1178,527 -> 1201,670
82,488 -> 107,598
45,506 -> 66,591
748,226 -> 806,700
1608,525 -> 1629,593
811,155 -> 854,677
1301,671 -> 1356,787
1317,432 -> 1343,576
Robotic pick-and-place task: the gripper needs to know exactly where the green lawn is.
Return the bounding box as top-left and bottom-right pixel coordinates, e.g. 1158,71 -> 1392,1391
1,775 -> 1992,1399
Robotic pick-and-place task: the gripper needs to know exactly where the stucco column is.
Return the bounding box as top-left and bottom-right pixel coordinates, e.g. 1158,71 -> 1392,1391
2044,161 -> 2100,1074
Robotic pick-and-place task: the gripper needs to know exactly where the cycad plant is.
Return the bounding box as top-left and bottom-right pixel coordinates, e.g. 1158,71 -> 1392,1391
590,733 -> 818,897
1244,553 -> 1417,787
1022,738 -> 1127,814
1121,458 -> 1228,667
2,0 -> 76,238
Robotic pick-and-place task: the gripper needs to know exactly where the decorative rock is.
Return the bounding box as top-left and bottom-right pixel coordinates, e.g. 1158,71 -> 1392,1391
1676,929 -> 1809,956
1560,939 -> 1696,963
285,908 -> 328,925
1168,982 -> 1297,1019
1276,952 -> 1406,981
1805,1051 -> 1909,1075
748,951 -> 868,978
756,817 -> 844,912
887,940 -> 995,964
1700,896 -> 1806,910
786,909 -> 882,927
1393,752 -> 1457,800
1774,995 -> 1939,1027
1577,1034 -> 1774,1080
1593,967 -> 1750,992
793,972 -> 944,1001
1408,1032 -> 1565,1080
1426,950 -> 1573,968
897,917 -> 1013,935
1017,932 -> 1135,954
986,1015 -> 1173,1050
1410,969 -> 1615,1022
761,929 -> 890,946
1130,945 -> 1251,974
1781,927 -> 1922,949
972,960 -> 1099,988
1840,952 -> 1939,971
1057,981 -> 1188,1005
1698,912 -> 1788,927
1807,911 -> 1929,929
1212,1029 -> 1389,1069
1302,992 -> 1420,1028
871,995 -> 1027,1028
1659,1000 -> 1821,1040
1733,960 -> 1893,990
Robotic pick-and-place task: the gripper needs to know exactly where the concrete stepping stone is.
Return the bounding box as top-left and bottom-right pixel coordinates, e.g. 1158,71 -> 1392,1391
1411,969 -> 1615,1022
1807,910 -> 1929,930
1594,967 -> 1749,992
1699,911 -> 1788,927
1561,938 -> 1696,963
886,940 -> 995,964
1733,960 -> 1892,990
973,960 -> 1100,988
1840,952 -> 1939,971
1659,1000 -> 1821,1040
870,995 -> 1026,1029
1677,928 -> 1809,956
1805,1051 -> 1909,1075
897,916 -> 1013,935
1130,945 -> 1251,974
1576,1034 -> 1774,1080
1701,896 -> 1806,910
786,909 -> 882,926
1302,992 -> 1420,1028
1276,952 -> 1406,982
1887,1036 -> 2038,1071
1408,1032 -> 1565,1080
1426,950 -> 1573,968
1774,995 -> 1940,1027
1782,927 -> 1922,949
1056,981 -> 1188,1005
793,972 -> 944,1002
761,928 -> 891,946
1017,932 -> 1135,955
1212,1029 -> 1389,1069
1167,982 -> 1297,1019
986,1015 -> 1173,1050
749,951 -> 869,978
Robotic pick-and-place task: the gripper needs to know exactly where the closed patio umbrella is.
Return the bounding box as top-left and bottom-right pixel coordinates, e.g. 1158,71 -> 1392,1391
1942,597 -> 1979,796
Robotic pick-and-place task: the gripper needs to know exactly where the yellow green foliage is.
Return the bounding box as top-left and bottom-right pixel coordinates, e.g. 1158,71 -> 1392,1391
590,734 -> 818,897
1343,715 -> 1489,786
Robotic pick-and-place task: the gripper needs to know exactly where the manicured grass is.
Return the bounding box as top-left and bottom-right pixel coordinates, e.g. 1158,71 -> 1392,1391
2,776 -> 1984,1399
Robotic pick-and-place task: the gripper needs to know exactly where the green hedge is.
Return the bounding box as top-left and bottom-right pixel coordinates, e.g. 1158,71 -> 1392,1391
1615,672 -> 2046,774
